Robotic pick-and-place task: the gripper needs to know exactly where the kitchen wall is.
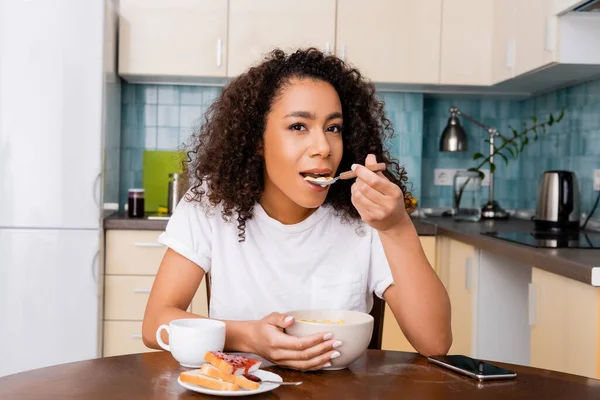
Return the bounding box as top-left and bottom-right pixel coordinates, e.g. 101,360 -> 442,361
117,77 -> 600,220
118,84 -> 221,208
118,84 -> 424,208
421,77 -> 600,218
422,98 -> 523,209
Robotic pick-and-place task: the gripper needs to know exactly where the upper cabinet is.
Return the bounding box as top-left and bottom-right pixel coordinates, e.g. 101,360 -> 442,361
227,0 -> 335,77
118,0 -> 228,79
336,0 -> 442,84
514,0 -> 556,77
554,0 -> 589,14
116,0 -> 600,94
491,0 -> 516,84
440,0 -> 494,86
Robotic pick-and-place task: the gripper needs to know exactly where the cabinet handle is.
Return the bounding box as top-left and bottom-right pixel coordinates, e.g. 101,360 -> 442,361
505,39 -> 515,68
133,242 -> 163,248
91,251 -> 100,285
131,334 -> 143,339
528,283 -> 536,326
133,288 -> 151,294
216,38 -> 222,67
545,17 -> 556,52
465,257 -> 472,290
93,172 -> 101,206
340,45 -> 346,61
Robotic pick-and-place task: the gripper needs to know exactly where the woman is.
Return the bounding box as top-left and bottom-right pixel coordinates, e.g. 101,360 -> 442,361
142,48 -> 452,371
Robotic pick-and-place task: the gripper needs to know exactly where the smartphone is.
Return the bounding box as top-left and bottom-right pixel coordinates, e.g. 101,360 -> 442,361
427,355 -> 517,382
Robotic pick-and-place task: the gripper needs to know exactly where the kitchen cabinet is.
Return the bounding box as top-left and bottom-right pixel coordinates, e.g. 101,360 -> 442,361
514,0 -> 556,77
381,236 -> 436,352
491,0 -> 516,83
335,0 -> 442,84
227,0 -> 336,77
118,0 -> 228,79
384,235 -> 531,366
440,0 -> 494,86
102,230 -> 208,357
530,267 -> 600,379
436,236 -> 477,356
554,0 -> 589,14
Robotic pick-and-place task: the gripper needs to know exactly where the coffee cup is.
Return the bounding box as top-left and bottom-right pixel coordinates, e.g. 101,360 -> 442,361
156,318 -> 225,368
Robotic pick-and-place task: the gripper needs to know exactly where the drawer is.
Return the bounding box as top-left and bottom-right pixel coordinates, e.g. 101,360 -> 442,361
103,321 -> 157,357
104,275 -> 155,320
104,275 -> 200,320
105,230 -> 166,275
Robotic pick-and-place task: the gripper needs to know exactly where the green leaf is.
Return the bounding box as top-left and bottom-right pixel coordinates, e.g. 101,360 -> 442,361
506,146 -> 516,159
490,163 -> 496,174
497,152 -> 509,165
557,108 -> 565,122
548,113 -> 555,126
473,152 -> 484,160
468,168 -> 485,180
484,139 -> 491,144
532,116 -> 538,124
524,136 -> 529,145
510,126 -> 519,138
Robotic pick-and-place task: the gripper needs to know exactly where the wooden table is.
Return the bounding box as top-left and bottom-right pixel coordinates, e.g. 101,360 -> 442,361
1,350 -> 600,399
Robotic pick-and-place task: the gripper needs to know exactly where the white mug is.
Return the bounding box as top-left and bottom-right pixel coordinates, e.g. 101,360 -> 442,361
156,318 -> 226,368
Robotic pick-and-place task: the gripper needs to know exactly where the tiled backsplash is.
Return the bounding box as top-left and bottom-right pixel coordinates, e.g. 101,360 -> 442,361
118,85 -> 424,207
422,98 -> 523,209
421,78 -> 600,218
119,84 -> 221,208
117,78 -> 600,220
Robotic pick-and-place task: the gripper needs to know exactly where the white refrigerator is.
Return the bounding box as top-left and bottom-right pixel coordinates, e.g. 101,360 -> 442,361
0,0 -> 117,376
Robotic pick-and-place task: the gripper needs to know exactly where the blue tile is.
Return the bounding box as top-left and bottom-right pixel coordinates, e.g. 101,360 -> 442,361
157,127 -> 180,150
180,87 -> 204,105
144,105 -> 157,127
144,127 -> 157,149
138,85 -> 157,104
180,106 -> 202,129
157,105 -> 179,127
158,85 -> 180,105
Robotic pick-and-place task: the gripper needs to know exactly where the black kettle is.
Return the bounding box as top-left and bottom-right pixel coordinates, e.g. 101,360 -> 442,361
534,171 -> 580,232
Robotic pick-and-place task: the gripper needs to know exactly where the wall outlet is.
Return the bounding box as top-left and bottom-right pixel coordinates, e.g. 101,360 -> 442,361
434,168 -> 490,186
434,169 -> 461,186
594,169 -> 600,191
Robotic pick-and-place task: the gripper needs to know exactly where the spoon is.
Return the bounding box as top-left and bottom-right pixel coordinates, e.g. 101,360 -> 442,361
304,162 -> 387,187
243,374 -> 303,386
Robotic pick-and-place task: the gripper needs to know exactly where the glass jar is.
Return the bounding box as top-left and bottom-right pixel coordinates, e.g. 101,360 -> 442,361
127,188 -> 145,218
453,171 -> 482,222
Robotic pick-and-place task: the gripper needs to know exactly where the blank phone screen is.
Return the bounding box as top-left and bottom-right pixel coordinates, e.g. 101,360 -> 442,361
430,355 -> 516,376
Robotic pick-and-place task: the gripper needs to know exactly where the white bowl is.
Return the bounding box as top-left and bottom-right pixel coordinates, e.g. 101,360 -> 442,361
284,309 -> 374,370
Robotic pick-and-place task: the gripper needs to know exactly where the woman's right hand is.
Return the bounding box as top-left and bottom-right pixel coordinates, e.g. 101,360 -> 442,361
247,312 -> 342,371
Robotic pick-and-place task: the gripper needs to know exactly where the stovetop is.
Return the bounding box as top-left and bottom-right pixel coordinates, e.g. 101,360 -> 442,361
482,230 -> 600,249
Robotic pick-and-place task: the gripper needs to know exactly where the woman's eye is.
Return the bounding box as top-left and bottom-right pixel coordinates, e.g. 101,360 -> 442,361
327,125 -> 342,133
289,123 -> 307,131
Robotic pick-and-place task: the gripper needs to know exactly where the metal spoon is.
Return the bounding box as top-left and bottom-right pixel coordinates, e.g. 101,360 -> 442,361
243,374 -> 303,386
305,162 -> 387,187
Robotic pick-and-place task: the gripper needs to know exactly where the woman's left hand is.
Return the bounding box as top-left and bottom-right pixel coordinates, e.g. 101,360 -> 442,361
350,154 -> 408,232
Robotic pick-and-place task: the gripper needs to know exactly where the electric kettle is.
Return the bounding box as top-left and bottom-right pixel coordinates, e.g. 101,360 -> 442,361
534,170 -> 580,232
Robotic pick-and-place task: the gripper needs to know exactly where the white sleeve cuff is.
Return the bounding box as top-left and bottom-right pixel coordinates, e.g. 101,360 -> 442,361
158,232 -> 211,273
374,277 -> 394,300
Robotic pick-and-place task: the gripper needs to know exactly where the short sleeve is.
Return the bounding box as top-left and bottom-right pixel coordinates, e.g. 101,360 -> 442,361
157,194 -> 212,272
369,229 -> 394,299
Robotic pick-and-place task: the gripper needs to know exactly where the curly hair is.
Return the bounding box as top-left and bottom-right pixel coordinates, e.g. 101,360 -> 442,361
185,48 -> 412,241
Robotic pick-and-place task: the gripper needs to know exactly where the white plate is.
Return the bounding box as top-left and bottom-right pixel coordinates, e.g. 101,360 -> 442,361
177,369 -> 282,397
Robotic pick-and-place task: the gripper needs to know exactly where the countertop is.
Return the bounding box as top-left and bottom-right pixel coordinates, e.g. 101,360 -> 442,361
103,213 -> 599,286
103,212 -> 438,235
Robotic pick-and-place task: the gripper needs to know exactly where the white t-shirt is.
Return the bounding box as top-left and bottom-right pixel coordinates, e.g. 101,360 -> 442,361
158,195 -> 394,321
